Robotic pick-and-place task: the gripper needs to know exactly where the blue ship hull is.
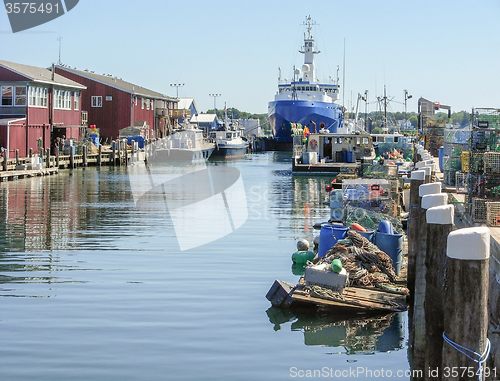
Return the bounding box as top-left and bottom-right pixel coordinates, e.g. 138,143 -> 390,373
268,100 -> 343,144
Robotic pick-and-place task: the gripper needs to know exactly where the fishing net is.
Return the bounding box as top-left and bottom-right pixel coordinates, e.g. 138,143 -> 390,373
343,205 -> 403,233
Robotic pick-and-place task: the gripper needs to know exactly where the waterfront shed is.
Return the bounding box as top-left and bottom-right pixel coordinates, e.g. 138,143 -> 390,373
0,60 -> 86,158
54,66 -> 178,142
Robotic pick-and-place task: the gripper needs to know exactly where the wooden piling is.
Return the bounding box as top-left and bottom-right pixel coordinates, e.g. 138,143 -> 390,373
15,149 -> 19,166
29,147 -> 32,158
55,146 -> 59,168
70,146 -> 74,168
82,145 -> 87,167
2,148 -> 7,171
46,148 -> 50,168
98,145 -> 102,167
424,204 -> 454,380
410,182 -> 443,373
442,227 -> 490,381
111,141 -> 116,166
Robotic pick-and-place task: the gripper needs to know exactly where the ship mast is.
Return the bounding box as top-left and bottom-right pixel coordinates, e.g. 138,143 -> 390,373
299,16 -> 319,83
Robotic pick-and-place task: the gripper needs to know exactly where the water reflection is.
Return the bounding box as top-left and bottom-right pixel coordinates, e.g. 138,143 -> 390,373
267,307 -> 405,355
0,167 -> 135,253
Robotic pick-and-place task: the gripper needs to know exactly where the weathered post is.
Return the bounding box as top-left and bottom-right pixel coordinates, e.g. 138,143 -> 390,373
55,146 -> 59,168
111,140 -> 116,166
98,144 -> 102,167
69,145 -> 74,169
410,182 -> 443,373
45,147 -> 50,168
82,145 -> 87,167
29,147 -> 33,158
424,203 -> 454,379
124,139 -> 128,166
442,227 -> 490,381
117,140 -> 122,166
407,170 -> 425,299
15,149 -> 19,166
2,148 -> 7,171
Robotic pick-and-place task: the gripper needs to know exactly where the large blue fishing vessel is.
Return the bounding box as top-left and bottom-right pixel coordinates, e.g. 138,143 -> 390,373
268,16 -> 344,149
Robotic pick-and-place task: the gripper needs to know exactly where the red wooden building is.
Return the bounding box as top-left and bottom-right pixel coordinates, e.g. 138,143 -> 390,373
0,60 -> 87,158
54,66 -> 178,142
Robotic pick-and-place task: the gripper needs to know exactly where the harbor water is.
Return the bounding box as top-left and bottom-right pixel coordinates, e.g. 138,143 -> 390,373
0,152 -> 410,380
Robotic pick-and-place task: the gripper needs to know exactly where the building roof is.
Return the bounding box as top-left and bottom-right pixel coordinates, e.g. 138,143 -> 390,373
177,98 -> 198,112
190,113 -> 217,123
0,60 -> 86,90
55,65 -> 177,101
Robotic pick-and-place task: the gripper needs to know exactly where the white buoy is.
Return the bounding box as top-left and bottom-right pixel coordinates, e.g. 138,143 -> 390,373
411,170 -> 425,181
447,227 -> 490,260
419,182 -> 441,197
297,238 -> 310,251
426,204 -> 454,224
421,193 -> 448,210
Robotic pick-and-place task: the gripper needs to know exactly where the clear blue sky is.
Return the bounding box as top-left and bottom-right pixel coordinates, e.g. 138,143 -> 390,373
2,0 -> 500,115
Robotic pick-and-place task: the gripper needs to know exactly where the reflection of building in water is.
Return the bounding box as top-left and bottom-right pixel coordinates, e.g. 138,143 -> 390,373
266,307 -> 405,354
0,168 -> 131,252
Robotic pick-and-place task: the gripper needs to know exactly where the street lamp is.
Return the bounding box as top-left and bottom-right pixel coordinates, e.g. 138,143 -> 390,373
170,83 -> 184,98
404,89 -> 412,131
209,93 -> 221,115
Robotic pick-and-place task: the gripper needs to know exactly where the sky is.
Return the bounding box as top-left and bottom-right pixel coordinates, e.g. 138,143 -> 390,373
2,0 -> 500,115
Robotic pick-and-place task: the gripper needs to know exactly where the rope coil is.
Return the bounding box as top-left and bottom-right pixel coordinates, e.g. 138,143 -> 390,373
442,332 -> 490,381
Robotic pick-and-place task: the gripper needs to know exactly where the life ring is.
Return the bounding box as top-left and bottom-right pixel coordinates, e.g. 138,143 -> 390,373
310,139 -> 318,148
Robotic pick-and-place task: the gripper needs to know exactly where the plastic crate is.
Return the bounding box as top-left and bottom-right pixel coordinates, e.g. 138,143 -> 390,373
455,171 -> 467,193
483,152 -> 500,174
471,198 -> 487,223
487,202 -> 500,226
461,151 -> 469,172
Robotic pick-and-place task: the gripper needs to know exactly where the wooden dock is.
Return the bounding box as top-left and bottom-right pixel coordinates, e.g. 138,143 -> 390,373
0,141 -> 135,182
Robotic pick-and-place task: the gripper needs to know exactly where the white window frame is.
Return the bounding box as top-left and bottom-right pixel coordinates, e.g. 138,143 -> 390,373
74,91 -> 79,110
141,98 -> 144,109
92,96 -> 103,108
14,86 -> 27,106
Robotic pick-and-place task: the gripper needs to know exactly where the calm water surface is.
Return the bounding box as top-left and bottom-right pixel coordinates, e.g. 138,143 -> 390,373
0,152 -> 409,380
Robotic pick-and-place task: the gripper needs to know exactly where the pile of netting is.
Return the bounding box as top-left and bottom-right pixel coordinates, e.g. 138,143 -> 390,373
343,205 -> 403,233
316,230 -> 404,289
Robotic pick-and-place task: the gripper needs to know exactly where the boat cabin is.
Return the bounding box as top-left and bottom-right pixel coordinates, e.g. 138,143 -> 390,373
306,132 -> 374,163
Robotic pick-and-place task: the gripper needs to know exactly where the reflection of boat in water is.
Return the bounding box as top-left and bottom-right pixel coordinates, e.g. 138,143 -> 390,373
268,16 -> 343,150
266,307 -> 405,354
210,123 -> 249,159
146,123 -> 215,164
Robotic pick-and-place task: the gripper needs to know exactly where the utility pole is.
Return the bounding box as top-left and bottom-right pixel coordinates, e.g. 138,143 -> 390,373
170,83 -> 185,98
209,93 -> 221,115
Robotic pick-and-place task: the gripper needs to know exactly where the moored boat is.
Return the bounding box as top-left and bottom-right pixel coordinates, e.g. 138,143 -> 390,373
210,122 -> 249,159
268,16 -> 344,150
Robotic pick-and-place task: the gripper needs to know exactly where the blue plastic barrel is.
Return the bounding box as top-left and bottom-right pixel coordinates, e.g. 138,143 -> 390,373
346,151 -> 353,163
318,224 -> 349,257
342,151 -> 347,162
438,146 -> 444,173
357,228 -> 374,243
375,232 -> 404,275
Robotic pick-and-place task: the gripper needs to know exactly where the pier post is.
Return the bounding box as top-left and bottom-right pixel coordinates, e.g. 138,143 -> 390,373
55,146 -> 59,168
82,145 -> 87,167
424,204 -> 454,379
407,170 -> 425,298
112,140 -> 116,166
2,148 -> 7,171
117,140 -> 121,166
70,145 -> 74,169
410,182 -> 443,373
15,149 -> 19,166
98,145 -> 102,167
46,148 -> 50,168
124,140 -> 128,166
29,147 -> 32,158
442,227 -> 490,381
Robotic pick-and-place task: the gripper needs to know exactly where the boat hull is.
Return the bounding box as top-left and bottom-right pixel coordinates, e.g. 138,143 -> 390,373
211,143 -> 248,159
268,100 -> 344,145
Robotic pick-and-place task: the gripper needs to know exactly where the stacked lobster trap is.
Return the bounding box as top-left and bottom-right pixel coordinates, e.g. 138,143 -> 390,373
442,128 -> 469,188
466,108 -> 500,225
